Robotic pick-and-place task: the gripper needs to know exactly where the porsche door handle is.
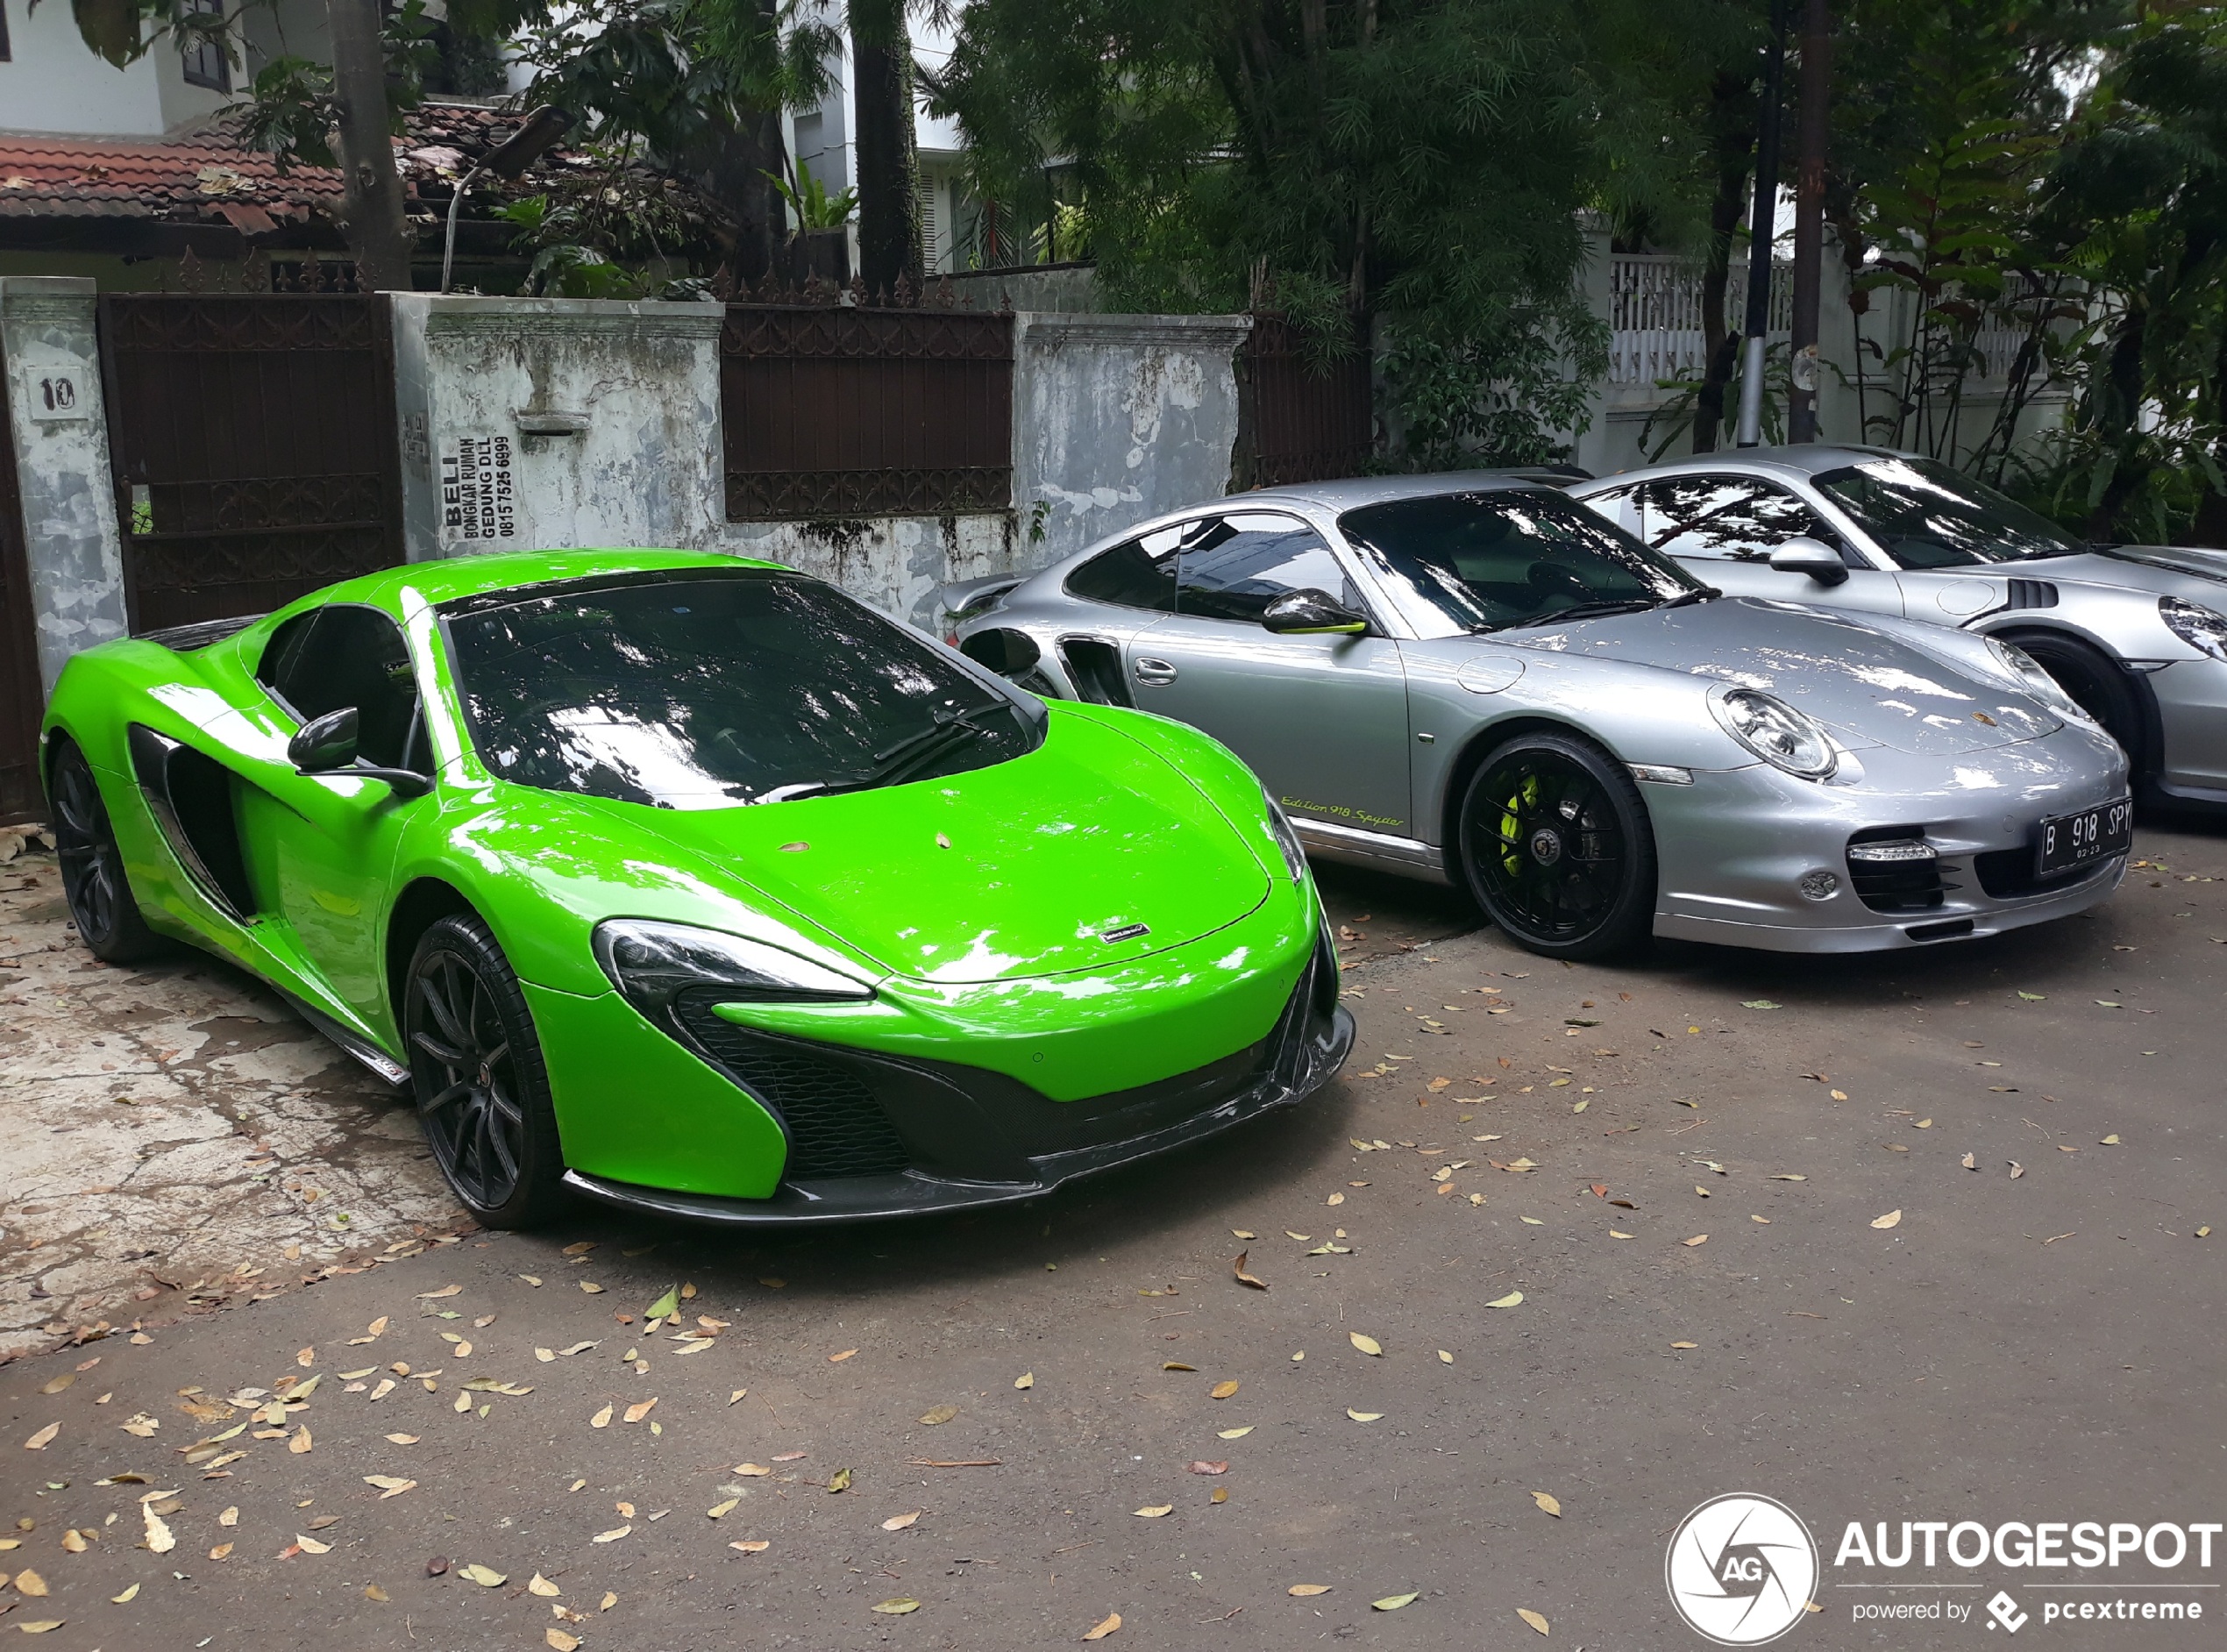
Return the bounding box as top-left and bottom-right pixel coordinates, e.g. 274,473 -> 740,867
1132,657 -> 1178,686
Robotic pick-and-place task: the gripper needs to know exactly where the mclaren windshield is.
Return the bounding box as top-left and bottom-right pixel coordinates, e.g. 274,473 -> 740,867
1339,489 -> 1708,637
1814,455 -> 2085,568
443,569 -> 1037,809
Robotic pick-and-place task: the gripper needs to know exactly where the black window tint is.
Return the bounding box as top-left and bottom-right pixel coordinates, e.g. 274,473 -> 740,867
1177,512 -> 1363,623
1637,477 -> 1833,561
274,607 -> 419,770
1813,456 -> 2083,568
254,611 -> 322,707
1340,490 -> 1699,633
444,571 -> 1036,810
1064,525 -> 1182,611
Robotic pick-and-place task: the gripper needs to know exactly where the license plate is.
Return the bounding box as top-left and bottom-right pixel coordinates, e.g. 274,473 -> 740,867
2038,799 -> 2132,875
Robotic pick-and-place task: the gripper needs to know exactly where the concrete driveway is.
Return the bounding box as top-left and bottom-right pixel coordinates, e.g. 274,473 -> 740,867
1,825 -> 2222,1649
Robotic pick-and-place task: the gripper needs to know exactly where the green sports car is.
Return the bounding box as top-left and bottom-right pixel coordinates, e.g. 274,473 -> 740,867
40,550 -> 1349,1228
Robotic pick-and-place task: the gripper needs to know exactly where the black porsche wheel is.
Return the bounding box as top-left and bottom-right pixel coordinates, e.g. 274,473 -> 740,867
48,739 -> 167,964
1456,731 -> 1656,961
2003,631 -> 2146,777
404,915 -> 567,1228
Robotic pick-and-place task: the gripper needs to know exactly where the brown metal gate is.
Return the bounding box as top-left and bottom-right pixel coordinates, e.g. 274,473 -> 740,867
1234,314 -> 1377,488
97,294 -> 404,633
0,382 -> 46,825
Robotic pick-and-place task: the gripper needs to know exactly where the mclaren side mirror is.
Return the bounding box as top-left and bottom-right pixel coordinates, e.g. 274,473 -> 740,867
288,706 -> 432,799
1768,538 -> 1851,586
1262,588 -> 1370,636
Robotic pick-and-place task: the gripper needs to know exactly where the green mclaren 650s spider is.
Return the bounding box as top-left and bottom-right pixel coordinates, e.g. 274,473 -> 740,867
39,550 -> 1350,1228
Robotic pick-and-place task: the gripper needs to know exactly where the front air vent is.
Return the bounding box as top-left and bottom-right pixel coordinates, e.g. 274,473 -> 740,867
1846,827 -> 1949,913
2004,579 -> 2060,611
674,1003 -> 912,1178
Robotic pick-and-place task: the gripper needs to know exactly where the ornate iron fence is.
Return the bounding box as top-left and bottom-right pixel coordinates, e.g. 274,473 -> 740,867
1235,314 -> 1376,488
718,277 -> 1014,521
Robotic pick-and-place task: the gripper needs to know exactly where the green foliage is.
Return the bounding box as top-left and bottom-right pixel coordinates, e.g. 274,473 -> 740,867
238,57 -> 341,173
765,162 -> 857,231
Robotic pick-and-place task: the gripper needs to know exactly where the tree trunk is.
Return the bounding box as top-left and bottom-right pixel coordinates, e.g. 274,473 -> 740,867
1693,72 -> 1756,454
324,0 -> 413,289
2086,305 -> 2150,542
687,110 -> 790,287
1786,0 -> 1831,444
851,1 -> 921,294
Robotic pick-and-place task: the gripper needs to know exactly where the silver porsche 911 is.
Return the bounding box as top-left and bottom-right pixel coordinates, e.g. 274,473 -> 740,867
1566,446 -> 2227,813
947,476 -> 2131,959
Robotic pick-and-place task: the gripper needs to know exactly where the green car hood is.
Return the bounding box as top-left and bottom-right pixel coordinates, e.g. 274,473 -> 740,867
566,707 -> 1273,985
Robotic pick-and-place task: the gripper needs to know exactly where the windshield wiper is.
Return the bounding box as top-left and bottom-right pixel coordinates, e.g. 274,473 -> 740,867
864,703 -> 1007,787
1505,598 -> 1664,630
1660,587 -> 1721,609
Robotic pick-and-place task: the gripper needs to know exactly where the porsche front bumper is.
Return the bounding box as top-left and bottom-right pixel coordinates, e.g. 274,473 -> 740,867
563,931 -> 1352,1224
1644,723 -> 2131,953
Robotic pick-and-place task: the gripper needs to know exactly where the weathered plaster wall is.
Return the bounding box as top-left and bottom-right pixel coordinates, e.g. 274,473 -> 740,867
712,514 -> 1025,632
388,295 -> 727,563
1010,311 -> 1251,568
0,278 -> 128,694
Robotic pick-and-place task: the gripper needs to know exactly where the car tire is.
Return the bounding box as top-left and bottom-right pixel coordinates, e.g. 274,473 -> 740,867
2000,631 -> 2145,778
48,738 -> 168,965
1455,730 -> 1657,961
403,913 -> 569,1228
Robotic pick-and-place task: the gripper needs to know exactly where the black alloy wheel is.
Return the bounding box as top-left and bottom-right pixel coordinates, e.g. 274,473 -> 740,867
404,914 -> 566,1227
49,739 -> 166,964
1456,730 -> 1657,961
2002,631 -> 2146,781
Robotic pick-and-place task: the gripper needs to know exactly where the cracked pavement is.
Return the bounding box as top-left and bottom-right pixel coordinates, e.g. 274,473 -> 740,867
0,849 -> 469,1359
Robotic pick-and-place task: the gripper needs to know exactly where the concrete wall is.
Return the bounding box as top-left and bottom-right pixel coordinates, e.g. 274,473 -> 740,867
1009,311 -> 1251,567
0,279 -> 127,694
388,295 -> 727,564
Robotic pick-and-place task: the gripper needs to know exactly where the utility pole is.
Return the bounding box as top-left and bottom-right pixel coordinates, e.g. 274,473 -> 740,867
1787,0 -> 1832,443
1734,0 -> 1791,448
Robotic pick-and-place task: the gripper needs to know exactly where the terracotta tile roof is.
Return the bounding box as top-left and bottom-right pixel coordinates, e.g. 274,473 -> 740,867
0,103 -> 575,231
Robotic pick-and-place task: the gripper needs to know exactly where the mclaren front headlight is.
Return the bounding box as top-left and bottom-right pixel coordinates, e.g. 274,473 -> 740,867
1711,687 -> 1839,780
1986,637 -> 2095,725
593,918 -> 877,1020
1262,789 -> 1310,882
2160,596 -> 2227,662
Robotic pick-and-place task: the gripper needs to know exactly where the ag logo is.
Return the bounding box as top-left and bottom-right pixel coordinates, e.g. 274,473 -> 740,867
1665,1493 -> 1819,1645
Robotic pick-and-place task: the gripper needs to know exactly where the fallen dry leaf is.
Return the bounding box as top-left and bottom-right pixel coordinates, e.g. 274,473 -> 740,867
917,1405 -> 957,1426
365,1477 -> 416,1499
1518,1607 -> 1551,1634
530,1573 -> 562,1596
288,1425 -> 312,1455
872,1598 -> 921,1615
1082,1611 -> 1121,1640
110,1584 -> 139,1603
1671,1341 -> 1698,1349
592,1526 -> 631,1544
218,1506 -> 238,1527
1372,1591 -> 1419,1611
1347,1409 -> 1384,1422
1218,1426 -> 1254,1440
1871,1209 -> 1903,1229
1186,1460 -> 1228,1475
1233,1252 -> 1269,1291
881,1510 -> 921,1532
1532,1491 -> 1562,1517
384,1433 -> 419,1446
829,1349 -> 858,1364
13,1570 -> 48,1597
208,1543 -> 233,1560
37,1374 -> 73,1396
1014,1372 -> 1035,1390
623,1399 -> 658,1425
22,1423 -> 60,1451
1683,1235 -> 1709,1247
547,1631 -> 581,1652
142,1506 -> 174,1555
14,1622 -> 62,1634
1485,1291 -> 1524,1308
1349,1332 -> 1383,1356
730,1539 -> 771,1554
707,1499 -> 740,1520
1133,1506 -> 1173,1519
58,1532 -> 84,1555
1289,1584 -> 1332,1597
416,1285 -> 462,1300
1210,1381 -> 1240,1400
294,1533 -> 332,1556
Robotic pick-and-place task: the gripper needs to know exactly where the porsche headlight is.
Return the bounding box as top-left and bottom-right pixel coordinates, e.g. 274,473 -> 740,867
1711,688 -> 1839,780
1262,790 -> 1310,881
593,918 -> 876,1014
2160,596 -> 2227,662
1987,637 -> 2094,725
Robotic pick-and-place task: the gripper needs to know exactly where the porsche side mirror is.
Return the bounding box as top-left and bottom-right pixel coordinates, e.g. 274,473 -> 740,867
1768,538 -> 1850,586
288,707 -> 432,799
1262,588 -> 1370,636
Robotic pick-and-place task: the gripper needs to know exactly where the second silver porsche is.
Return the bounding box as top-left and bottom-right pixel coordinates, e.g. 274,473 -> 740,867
950,476 -> 2130,958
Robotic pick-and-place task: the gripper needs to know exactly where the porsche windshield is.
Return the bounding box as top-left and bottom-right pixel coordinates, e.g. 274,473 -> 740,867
1813,456 -> 2084,567
1339,490 -> 1704,634
444,571 -> 1035,809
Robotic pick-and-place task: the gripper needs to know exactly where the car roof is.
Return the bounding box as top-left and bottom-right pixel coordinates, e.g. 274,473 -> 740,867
310,548 -> 790,613
1235,471 -> 1571,511
1576,445 -> 1908,488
